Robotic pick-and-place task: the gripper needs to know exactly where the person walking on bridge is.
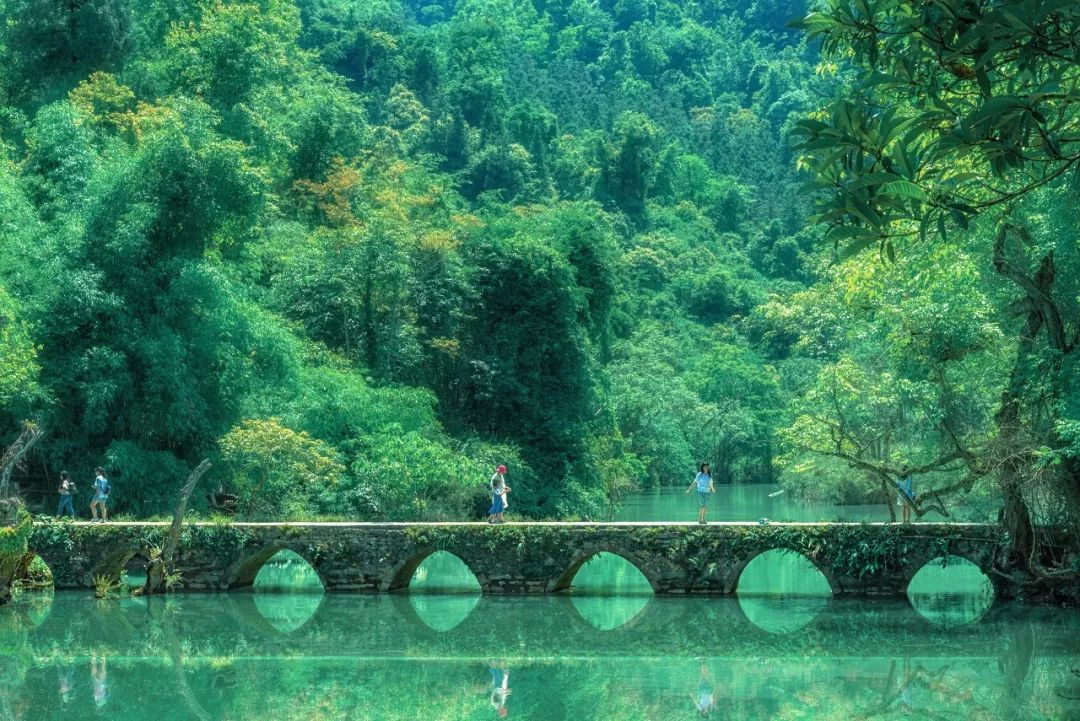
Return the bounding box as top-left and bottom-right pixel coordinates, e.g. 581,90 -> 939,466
56,471 -> 76,519
90,467 -> 110,523
686,463 -> 715,525
488,465 -> 510,524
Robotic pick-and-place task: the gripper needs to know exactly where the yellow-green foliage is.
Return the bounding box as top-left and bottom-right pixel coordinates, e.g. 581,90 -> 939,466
0,506 -> 32,556
220,417 -> 345,518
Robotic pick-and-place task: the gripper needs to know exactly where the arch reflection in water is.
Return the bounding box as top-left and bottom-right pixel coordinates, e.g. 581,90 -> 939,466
252,549 -> 325,634
736,549 -> 830,634
15,589 -> 54,629
907,555 -> 995,627
9,555 -> 55,628
408,551 -> 481,631
564,553 -> 653,630
252,593 -> 324,634
569,596 -> 651,631
408,595 -> 480,632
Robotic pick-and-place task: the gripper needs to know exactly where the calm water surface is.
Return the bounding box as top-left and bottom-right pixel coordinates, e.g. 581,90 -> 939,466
5,591 -> 1080,720
614,484 -> 986,523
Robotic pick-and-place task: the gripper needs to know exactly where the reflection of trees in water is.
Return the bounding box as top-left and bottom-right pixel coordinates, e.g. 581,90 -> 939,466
996,617 -> 1080,721
253,550 -> 325,593
6,647 -> 1080,720
8,594 -> 1080,721
0,605 -> 34,721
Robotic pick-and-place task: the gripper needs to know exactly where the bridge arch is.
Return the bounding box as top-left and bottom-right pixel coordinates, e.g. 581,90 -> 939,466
548,548 -> 659,594
900,550 -> 995,589
90,545 -> 159,587
387,548 -> 482,593
726,547 -> 839,596
13,552 -> 54,591
905,554 -> 995,626
227,546 -> 327,591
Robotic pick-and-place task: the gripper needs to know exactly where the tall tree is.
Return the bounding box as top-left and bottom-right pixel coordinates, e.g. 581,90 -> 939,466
795,0 -> 1080,573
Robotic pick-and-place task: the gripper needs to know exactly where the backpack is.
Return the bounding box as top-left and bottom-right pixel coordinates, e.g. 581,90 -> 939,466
103,479 -> 111,495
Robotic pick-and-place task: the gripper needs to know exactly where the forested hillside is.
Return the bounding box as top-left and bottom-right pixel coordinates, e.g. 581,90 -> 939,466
1,0 -> 829,519
4,0 -> 1078,558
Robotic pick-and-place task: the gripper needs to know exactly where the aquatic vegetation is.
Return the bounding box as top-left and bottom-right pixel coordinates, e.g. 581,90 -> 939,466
93,574 -> 119,600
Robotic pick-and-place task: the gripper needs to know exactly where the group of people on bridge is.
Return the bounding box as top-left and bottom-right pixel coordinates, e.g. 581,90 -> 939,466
52,461 -> 918,525
54,467 -> 112,522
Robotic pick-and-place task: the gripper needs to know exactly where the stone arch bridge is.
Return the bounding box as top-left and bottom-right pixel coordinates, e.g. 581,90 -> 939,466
18,521 -> 1006,597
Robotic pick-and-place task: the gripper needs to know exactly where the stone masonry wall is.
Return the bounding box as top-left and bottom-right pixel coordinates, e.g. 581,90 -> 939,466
21,521 -> 1006,598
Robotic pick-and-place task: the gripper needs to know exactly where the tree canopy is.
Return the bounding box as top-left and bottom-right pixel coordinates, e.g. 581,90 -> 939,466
2,0 -> 1079,583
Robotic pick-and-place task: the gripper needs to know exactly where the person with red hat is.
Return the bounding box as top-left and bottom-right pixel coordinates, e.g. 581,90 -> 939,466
488,465 -> 510,523
488,661 -> 511,715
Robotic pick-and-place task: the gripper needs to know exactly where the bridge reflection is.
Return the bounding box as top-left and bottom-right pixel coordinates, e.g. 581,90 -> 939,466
7,590 -> 1070,659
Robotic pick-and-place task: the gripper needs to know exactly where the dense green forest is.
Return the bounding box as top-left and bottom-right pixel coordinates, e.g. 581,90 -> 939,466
0,0 -> 826,519
1,0 -> 1079,572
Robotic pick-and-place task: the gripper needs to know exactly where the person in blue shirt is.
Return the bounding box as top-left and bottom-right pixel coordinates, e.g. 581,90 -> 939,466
90,467 -> 110,523
685,463 -> 716,525
691,659 -> 716,715
896,465 -> 915,523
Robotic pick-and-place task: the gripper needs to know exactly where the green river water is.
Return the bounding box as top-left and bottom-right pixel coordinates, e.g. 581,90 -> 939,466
4,486 -> 1079,720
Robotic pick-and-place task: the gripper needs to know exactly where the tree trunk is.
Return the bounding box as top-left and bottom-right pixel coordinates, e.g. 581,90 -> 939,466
145,459 -> 211,595
0,425 -> 44,500
992,232 -> 1078,569
994,313 -> 1040,571
880,474 -> 896,522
